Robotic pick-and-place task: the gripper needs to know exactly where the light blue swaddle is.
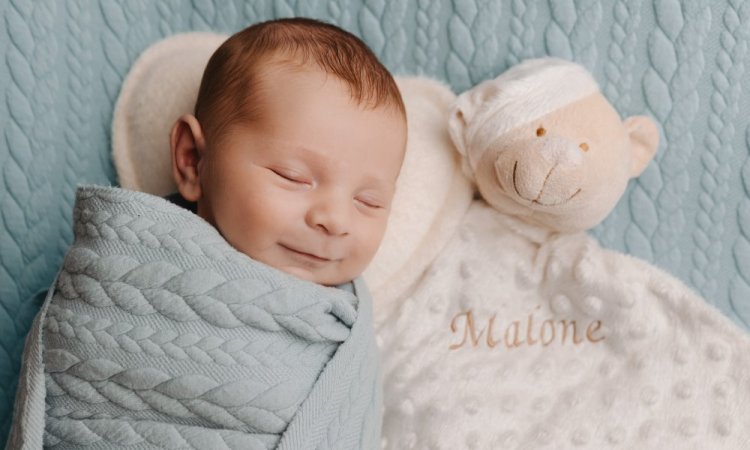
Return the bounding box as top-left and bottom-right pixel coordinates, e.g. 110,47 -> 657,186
7,186 -> 382,449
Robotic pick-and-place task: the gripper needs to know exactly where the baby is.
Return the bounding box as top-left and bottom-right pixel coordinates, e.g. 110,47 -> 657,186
7,18 -> 404,449
168,17 -> 407,286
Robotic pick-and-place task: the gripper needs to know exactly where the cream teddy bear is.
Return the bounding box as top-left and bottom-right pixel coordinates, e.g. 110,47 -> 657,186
377,58 -> 750,449
449,57 -> 659,233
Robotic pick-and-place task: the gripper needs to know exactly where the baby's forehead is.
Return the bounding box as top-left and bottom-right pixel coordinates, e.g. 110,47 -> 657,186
229,63 -> 405,121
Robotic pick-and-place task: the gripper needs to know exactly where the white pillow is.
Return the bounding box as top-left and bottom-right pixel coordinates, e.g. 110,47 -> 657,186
112,33 -> 473,314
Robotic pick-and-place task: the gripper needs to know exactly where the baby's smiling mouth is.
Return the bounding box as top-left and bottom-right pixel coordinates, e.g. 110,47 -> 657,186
279,244 -> 334,262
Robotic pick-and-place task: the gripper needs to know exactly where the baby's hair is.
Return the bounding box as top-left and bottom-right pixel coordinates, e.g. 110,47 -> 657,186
195,17 -> 406,146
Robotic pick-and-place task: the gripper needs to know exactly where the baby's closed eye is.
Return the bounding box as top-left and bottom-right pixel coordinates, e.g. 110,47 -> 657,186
354,191 -> 390,211
269,167 -> 312,185
355,197 -> 382,209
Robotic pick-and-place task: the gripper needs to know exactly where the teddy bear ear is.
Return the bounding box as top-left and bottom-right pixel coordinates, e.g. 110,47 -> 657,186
624,115 -> 659,177
448,78 -> 500,158
448,93 -> 474,158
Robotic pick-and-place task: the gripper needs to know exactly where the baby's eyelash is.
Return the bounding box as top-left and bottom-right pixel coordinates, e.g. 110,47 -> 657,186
270,168 -> 310,184
355,198 -> 383,209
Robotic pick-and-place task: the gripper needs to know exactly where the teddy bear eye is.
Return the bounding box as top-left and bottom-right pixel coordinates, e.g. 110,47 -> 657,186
536,126 -> 546,137
579,142 -> 589,152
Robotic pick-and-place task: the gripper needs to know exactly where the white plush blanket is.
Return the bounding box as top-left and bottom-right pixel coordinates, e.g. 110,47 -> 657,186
376,202 -> 750,449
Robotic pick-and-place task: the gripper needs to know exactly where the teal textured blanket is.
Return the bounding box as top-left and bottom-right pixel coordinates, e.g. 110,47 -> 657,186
7,186 -> 381,449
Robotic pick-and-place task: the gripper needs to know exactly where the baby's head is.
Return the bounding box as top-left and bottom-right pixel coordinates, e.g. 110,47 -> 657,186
170,18 -> 407,286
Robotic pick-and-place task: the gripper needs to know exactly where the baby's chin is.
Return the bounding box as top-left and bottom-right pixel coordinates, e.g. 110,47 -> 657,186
279,265 -> 354,287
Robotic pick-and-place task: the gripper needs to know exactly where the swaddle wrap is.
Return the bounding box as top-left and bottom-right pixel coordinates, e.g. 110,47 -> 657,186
8,186 -> 381,450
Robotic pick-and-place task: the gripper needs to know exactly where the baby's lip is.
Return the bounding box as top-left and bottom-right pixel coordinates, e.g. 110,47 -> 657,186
280,244 -> 335,262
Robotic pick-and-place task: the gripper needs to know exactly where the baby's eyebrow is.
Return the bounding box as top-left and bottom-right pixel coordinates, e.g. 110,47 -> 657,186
287,145 -> 331,165
272,144 -> 320,162
359,177 -> 390,191
292,145 -> 318,154
290,144 -> 395,190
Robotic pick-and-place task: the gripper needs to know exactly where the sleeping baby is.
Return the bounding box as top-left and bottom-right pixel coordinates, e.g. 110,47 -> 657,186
168,17 -> 407,288
8,18 -> 405,450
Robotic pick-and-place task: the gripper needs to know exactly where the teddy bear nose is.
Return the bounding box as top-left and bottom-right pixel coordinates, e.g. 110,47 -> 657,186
497,135 -> 584,207
537,135 -> 584,167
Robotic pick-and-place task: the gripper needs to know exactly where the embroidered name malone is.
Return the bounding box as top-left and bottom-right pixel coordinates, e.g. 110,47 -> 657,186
449,306 -> 605,350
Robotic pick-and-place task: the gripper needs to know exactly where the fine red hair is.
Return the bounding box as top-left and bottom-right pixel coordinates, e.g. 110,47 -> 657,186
194,17 -> 406,145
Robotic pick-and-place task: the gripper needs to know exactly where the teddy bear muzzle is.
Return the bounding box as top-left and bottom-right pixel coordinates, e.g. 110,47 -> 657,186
494,135 -> 585,208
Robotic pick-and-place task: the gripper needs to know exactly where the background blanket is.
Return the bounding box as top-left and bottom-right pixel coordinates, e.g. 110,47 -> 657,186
7,186 -> 381,449
2,0 -> 750,442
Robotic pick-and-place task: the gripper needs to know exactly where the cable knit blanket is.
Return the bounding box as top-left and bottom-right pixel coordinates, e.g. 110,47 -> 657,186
7,186 -> 381,450
377,202 -> 750,449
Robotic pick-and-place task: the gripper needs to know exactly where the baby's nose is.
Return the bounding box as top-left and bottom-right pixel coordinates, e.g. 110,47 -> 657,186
307,196 -> 350,236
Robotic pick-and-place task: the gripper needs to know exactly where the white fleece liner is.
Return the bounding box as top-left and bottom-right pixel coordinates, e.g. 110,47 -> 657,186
376,203 -> 750,449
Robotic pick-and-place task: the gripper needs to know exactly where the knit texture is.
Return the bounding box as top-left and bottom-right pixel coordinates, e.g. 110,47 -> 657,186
3,1 -> 750,443
7,186 -> 381,449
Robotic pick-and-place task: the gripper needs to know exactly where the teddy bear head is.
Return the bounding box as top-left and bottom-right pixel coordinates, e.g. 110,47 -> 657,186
448,58 -> 659,233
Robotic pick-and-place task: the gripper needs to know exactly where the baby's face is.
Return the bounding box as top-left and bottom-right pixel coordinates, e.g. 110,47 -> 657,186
197,66 -> 406,285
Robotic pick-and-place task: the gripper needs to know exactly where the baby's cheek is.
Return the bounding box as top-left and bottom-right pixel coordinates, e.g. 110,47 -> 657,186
361,218 -> 388,258
243,193 -> 289,224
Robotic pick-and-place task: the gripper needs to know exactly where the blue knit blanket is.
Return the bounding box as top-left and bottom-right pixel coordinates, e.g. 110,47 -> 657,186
7,186 -> 381,449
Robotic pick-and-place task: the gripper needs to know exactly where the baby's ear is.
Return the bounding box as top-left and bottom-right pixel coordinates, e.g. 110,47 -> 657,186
170,114 -> 206,202
624,115 -> 659,177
